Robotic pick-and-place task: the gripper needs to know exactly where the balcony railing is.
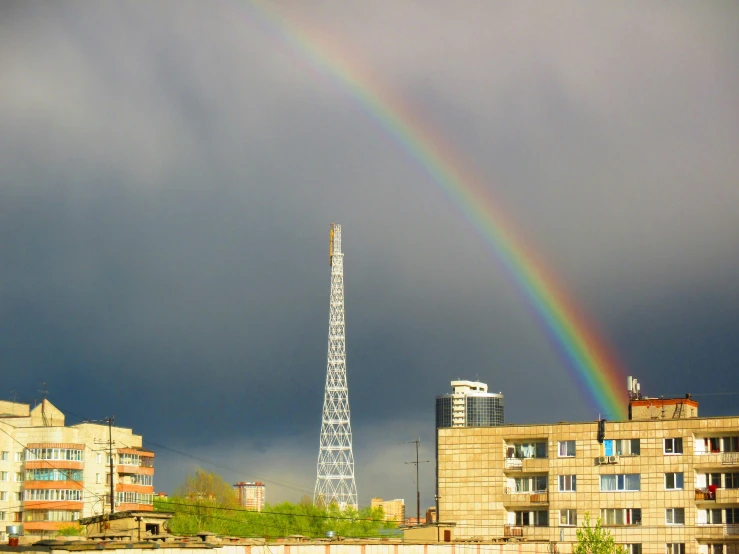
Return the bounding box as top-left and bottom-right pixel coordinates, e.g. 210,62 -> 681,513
505,458 -> 523,470
696,525 -> 739,540
723,452 -> 739,465
503,490 -> 548,506
504,525 -> 523,537
695,488 -> 716,501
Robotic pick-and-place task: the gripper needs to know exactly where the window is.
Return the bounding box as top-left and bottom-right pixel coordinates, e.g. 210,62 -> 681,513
707,509 -> 723,524
14,492 -> 22,502
25,448 -> 82,461
512,476 -> 548,492
13,512 -> 23,523
0,472 -> 7,481
666,508 -> 685,525
0,492 -> 7,500
560,509 -> 577,526
726,473 -> 739,489
625,545 -> 642,554
0,452 -> 7,462
725,437 -> 739,452
666,545 -> 685,554
604,439 -> 641,456
96,473 -> 101,484
601,508 -> 641,526
559,475 -> 577,492
559,441 -> 576,457
97,453 -> 102,464
24,510 -> 81,522
13,452 -> 23,462
664,438 -> 683,454
25,469 -> 83,481
23,489 -> 82,501
726,508 -> 739,524
514,510 -> 548,526
13,472 -> 23,482
0,512 -> 5,520
601,474 -> 640,491
510,442 -> 548,459
115,492 -> 154,505
709,473 -> 722,487
665,473 -> 684,490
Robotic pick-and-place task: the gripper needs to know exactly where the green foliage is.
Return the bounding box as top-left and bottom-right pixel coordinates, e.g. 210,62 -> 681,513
154,497 -> 396,539
56,524 -> 84,536
574,514 -> 627,554
160,468 -> 396,539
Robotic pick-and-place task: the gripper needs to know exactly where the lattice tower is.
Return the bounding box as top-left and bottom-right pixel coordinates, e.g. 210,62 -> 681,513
314,223 -> 358,510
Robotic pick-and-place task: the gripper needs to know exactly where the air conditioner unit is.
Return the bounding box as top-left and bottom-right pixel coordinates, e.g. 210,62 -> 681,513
597,456 -> 607,465
609,456 -> 619,464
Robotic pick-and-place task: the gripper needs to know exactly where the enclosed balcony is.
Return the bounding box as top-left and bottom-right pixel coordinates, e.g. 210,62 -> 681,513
503,489 -> 549,506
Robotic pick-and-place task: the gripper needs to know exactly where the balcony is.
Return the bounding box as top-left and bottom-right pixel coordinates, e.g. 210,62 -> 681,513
503,490 -> 549,506
716,488 -> 739,504
503,525 -> 550,540
695,452 -> 739,467
695,525 -> 739,540
696,488 -> 716,501
504,457 -> 548,472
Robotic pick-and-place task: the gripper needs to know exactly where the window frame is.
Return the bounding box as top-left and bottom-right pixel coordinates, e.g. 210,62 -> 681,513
558,440 -> 576,457
559,474 -> 577,492
664,438 -> 683,455
665,472 -> 684,490
665,508 -> 685,525
560,509 -> 577,526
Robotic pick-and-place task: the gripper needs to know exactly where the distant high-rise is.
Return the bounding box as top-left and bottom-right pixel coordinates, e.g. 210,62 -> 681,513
436,380 -> 504,428
371,497 -> 405,523
314,223 -> 358,510
233,481 -> 265,512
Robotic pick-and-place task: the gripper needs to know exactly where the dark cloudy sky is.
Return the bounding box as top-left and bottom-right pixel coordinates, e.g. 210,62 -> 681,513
1,1 -> 738,509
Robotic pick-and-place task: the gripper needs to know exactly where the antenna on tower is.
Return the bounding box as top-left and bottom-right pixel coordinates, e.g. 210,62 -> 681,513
314,223 -> 358,510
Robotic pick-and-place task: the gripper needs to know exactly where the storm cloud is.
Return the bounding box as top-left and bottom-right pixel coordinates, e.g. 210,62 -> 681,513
1,1 -> 738,507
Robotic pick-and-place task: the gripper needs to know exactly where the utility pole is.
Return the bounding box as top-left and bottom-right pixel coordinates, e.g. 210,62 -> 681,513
403,439 -> 429,525
106,416 -> 115,515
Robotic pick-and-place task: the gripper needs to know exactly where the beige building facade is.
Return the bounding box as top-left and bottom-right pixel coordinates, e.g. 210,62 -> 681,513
0,399 -> 155,535
371,497 -> 405,523
438,398 -> 739,554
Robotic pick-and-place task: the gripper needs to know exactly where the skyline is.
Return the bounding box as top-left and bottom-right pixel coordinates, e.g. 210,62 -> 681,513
1,1 -> 738,509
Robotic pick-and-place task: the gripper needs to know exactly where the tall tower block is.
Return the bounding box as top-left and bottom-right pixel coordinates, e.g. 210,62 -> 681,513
314,223 -> 358,510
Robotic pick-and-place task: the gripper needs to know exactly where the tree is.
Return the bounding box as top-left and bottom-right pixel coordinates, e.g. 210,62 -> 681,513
573,514 -> 627,554
174,467 -> 238,508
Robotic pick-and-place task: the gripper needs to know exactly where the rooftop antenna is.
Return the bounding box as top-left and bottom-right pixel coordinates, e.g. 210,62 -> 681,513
38,382 -> 49,426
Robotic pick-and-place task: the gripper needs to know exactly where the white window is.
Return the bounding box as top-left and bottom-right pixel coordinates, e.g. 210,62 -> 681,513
604,439 -> 641,456
96,473 -> 101,484
601,508 -> 641,525
665,473 -> 684,490
600,474 -> 640,491
559,441 -> 576,457
666,508 -> 685,525
0,452 -> 8,462
560,509 -> 577,526
559,475 -> 576,492
0,472 -> 7,481
706,509 -> 723,524
13,452 -> 23,462
0,492 -> 7,500
666,545 -> 685,554
14,492 -> 21,502
97,453 -> 102,464
664,438 -> 683,454
512,476 -> 547,492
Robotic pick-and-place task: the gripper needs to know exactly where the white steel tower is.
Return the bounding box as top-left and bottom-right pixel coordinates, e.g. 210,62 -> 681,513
314,223 -> 358,510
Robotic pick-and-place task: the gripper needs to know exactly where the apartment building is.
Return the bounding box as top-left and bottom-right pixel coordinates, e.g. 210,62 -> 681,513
0,399 -> 155,535
234,482 -> 265,512
437,394 -> 739,554
371,498 -> 405,523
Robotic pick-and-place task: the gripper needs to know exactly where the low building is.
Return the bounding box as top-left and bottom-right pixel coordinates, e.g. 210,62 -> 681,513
370,498 -> 405,523
0,399 -> 155,535
437,385 -> 739,554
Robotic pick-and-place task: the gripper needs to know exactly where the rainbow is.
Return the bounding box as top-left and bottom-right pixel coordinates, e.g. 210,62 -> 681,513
241,2 -> 629,420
